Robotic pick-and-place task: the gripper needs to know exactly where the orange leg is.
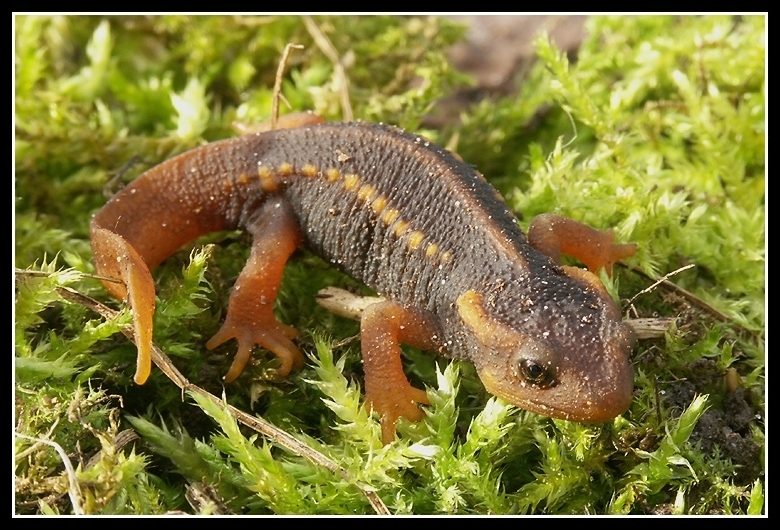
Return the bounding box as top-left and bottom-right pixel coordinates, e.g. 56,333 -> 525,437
360,300 -> 444,444
206,198 -> 305,382
527,213 -> 636,276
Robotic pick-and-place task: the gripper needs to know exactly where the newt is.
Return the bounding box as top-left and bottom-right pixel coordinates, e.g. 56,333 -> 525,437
91,117 -> 637,443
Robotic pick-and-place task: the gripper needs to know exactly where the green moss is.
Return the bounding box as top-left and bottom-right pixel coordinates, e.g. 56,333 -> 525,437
15,15 -> 764,515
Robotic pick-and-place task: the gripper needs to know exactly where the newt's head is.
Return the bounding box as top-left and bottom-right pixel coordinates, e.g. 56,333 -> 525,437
456,267 -> 634,423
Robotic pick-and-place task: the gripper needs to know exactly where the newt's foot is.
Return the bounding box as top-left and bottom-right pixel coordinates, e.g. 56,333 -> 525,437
207,314 -> 303,382
366,383 -> 429,444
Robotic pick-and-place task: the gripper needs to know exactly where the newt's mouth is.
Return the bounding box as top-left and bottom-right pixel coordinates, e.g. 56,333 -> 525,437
476,343 -> 634,424
457,287 -> 635,423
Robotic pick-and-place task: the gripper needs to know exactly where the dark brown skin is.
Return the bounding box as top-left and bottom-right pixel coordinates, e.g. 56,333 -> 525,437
91,120 -> 636,443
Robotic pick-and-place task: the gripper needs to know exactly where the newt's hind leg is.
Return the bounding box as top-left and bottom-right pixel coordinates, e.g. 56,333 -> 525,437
207,197 -> 305,382
360,300 -> 445,444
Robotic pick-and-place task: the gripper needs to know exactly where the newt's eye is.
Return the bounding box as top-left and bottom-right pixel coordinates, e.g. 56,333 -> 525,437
518,359 -> 556,388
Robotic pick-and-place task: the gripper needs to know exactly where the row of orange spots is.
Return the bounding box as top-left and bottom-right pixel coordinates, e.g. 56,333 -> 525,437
250,160 -> 452,264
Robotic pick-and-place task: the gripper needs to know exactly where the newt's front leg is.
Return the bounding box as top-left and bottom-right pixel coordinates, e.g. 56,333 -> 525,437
528,213 -> 636,276
360,300 -> 445,444
207,197 -> 305,382
526,213 -> 637,316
